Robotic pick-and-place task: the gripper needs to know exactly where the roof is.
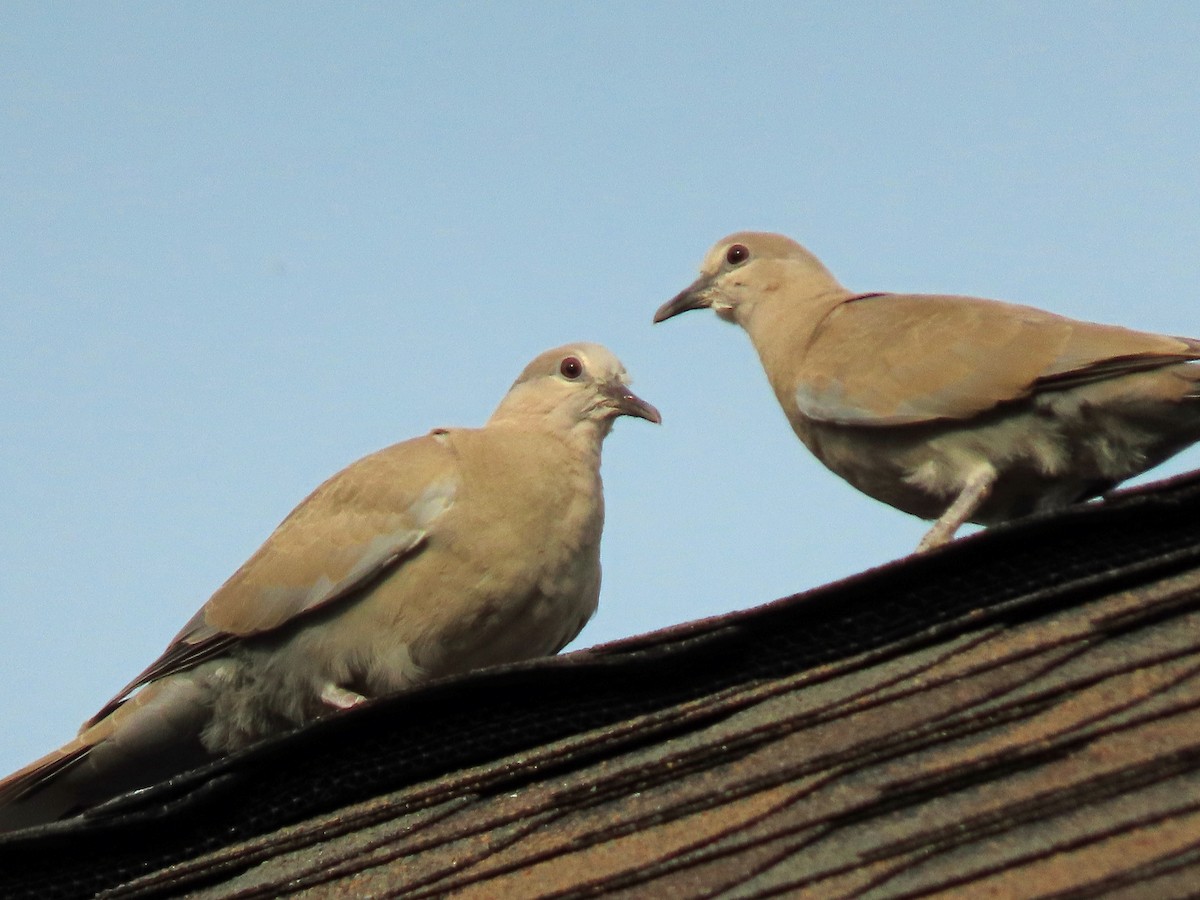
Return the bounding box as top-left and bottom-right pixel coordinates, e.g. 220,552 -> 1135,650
4,472 -> 1200,898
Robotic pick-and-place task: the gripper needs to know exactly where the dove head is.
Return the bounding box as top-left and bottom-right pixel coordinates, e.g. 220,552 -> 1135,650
654,231 -> 848,329
489,343 -> 661,437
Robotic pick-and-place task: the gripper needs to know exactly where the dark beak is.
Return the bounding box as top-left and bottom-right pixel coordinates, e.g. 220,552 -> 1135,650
653,275 -> 716,323
601,382 -> 662,424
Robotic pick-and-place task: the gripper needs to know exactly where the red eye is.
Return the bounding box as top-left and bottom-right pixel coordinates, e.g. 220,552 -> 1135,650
560,356 -> 583,379
726,244 -> 750,265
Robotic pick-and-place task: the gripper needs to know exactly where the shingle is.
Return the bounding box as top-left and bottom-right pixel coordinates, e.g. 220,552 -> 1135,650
3,473 -> 1200,898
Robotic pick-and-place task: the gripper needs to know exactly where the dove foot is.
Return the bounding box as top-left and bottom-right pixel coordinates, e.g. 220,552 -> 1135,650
320,683 -> 367,711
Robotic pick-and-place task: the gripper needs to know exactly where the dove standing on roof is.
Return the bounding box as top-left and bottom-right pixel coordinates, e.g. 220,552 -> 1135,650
0,343 -> 659,831
655,231 -> 1200,551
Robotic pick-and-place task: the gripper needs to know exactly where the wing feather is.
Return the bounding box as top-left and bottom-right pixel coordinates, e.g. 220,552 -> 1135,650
794,293 -> 1200,426
83,434 -> 459,728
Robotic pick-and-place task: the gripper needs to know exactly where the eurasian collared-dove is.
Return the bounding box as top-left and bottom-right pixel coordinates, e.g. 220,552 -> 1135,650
655,231 -> 1200,551
0,343 -> 659,830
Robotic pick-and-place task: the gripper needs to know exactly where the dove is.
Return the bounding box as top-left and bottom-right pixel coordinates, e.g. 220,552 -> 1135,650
0,343 -> 659,831
655,231 -> 1200,552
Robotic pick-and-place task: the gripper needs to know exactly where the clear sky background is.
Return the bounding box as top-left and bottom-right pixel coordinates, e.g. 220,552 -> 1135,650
3,3 -> 1200,778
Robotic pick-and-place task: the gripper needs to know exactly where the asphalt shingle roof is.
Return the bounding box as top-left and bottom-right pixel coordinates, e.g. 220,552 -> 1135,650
4,473 -> 1200,898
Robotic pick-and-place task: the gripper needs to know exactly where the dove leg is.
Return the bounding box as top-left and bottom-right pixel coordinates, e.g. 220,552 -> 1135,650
917,465 -> 996,553
320,683 -> 367,710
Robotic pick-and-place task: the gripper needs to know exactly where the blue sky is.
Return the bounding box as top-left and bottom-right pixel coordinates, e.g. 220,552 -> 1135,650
3,3 -> 1200,778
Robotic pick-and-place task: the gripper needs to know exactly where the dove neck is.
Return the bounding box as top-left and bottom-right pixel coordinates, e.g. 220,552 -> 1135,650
740,287 -> 849,353
739,288 -> 851,416
485,407 -> 608,469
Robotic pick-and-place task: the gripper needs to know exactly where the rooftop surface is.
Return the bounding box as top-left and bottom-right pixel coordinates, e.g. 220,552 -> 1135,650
4,473 -> 1200,899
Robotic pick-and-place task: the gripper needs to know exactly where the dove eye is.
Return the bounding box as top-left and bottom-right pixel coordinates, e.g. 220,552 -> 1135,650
560,356 -> 583,379
725,244 -> 750,265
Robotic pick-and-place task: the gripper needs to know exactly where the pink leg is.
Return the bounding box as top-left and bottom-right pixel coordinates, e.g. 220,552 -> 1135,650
917,465 -> 996,553
320,683 -> 367,711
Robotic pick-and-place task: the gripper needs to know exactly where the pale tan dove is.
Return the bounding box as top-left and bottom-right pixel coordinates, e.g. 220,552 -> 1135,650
0,342 -> 659,830
655,231 -> 1200,551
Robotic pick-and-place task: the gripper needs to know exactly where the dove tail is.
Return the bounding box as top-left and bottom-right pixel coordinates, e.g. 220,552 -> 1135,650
0,674 -> 214,832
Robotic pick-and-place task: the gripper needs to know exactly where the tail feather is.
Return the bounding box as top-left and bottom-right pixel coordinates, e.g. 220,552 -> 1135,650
0,674 -> 214,832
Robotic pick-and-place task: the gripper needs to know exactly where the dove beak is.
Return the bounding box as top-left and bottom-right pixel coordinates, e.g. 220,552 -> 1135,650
601,382 -> 662,424
654,275 -> 717,323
